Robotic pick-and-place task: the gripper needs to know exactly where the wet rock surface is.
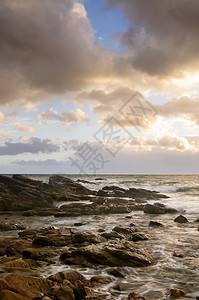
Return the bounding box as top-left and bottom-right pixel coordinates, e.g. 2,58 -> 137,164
60,239 -> 152,268
143,203 -> 177,214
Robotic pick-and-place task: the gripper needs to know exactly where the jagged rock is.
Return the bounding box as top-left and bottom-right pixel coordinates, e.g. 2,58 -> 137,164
174,215 -> 188,223
60,240 -> 153,268
0,175 -> 55,211
49,175 -> 93,195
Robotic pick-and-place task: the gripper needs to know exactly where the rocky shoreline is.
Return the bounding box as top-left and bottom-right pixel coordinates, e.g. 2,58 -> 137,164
0,175 -> 197,299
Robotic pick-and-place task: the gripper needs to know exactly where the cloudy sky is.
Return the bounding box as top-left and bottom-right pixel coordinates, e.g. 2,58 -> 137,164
1,0 -> 199,174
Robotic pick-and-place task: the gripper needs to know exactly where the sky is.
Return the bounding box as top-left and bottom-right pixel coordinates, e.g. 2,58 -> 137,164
1,0 -> 199,174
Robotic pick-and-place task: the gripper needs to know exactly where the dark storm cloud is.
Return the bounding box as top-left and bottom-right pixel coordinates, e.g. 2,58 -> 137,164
0,137 -> 60,155
105,0 -> 199,76
0,0 -> 112,105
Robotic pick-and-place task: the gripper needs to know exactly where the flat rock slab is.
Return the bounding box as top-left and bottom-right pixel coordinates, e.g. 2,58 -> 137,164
60,240 -> 153,268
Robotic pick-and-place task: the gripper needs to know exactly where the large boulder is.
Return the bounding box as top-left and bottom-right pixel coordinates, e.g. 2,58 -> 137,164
0,175 -> 55,211
49,175 -> 93,195
60,240 -> 153,268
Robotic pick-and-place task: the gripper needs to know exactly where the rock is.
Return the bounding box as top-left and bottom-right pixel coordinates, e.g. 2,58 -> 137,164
72,231 -> 106,244
174,215 -> 188,223
60,239 -> 153,268
170,288 -> 185,297
112,226 -> 137,239
107,205 -> 131,214
0,223 -> 26,231
107,268 -> 124,278
49,175 -> 93,195
0,175 -> 55,211
74,222 -> 84,227
77,179 -> 96,185
0,238 -> 31,257
31,228 -> 105,248
129,233 -> 148,242
148,221 -> 164,227
73,280 -> 87,300
0,289 -> 30,300
144,203 -> 177,214
56,194 -> 81,202
90,276 -> 112,285
0,259 -> 30,269
173,251 -> 184,258
48,269 -> 87,284
127,292 -> 146,299
90,197 -> 105,205
194,218 -> 199,222
96,190 -> 109,197
52,285 -> 75,300
124,188 -> 168,200
0,273 -> 54,299
22,210 -> 36,216
22,248 -> 56,262
102,185 -> 126,192
97,186 -> 168,199
101,231 -> 124,240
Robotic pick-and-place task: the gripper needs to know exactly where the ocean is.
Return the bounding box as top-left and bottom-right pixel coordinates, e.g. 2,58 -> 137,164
2,174 -> 199,299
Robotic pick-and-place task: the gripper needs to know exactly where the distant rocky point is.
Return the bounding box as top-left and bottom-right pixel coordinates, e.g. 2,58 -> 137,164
0,175 -> 170,216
